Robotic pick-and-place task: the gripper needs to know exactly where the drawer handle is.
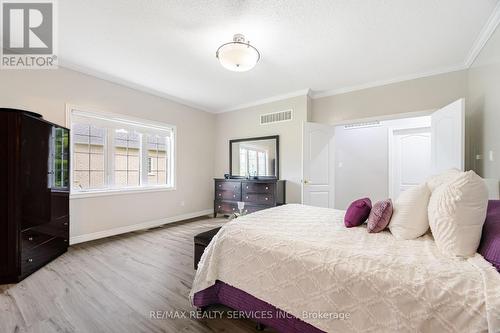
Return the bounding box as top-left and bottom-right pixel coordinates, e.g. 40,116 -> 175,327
218,205 -> 221,209
246,196 -> 248,199
265,197 -> 268,201
218,193 -> 221,197
28,237 -> 34,241
265,186 -> 269,190
63,222 -> 68,226
27,258 -> 33,263
246,186 -> 249,189
64,239 -> 68,243
232,208 -> 235,211
233,194 -> 236,198
218,184 -> 221,188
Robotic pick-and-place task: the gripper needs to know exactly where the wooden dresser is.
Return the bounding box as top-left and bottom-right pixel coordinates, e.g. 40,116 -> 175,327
214,178 -> 286,217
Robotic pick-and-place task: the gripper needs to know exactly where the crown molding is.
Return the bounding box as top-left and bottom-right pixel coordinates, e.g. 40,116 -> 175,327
59,60 -> 214,113
464,2 -> 500,68
216,89 -> 311,113
310,64 -> 467,99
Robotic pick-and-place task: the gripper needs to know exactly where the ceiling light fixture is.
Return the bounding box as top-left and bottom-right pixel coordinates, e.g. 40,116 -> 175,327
216,34 -> 260,72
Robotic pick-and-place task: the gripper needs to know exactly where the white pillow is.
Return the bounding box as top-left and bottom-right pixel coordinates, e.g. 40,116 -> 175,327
389,183 -> 431,240
426,168 -> 461,192
428,170 -> 488,258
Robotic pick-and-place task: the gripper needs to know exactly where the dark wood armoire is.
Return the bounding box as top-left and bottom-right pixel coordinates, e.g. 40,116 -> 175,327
0,108 -> 70,284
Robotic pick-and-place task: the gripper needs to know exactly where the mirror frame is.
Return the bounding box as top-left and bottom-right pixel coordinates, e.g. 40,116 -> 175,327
229,135 -> 279,179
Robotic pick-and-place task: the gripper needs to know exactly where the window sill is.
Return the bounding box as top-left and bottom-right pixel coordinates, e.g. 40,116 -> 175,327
70,186 -> 176,199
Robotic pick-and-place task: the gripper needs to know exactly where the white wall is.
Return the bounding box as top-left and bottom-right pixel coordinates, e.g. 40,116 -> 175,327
334,125 -> 388,209
468,25 -> 500,180
214,95 -> 310,203
312,70 -> 468,124
0,68 -> 215,241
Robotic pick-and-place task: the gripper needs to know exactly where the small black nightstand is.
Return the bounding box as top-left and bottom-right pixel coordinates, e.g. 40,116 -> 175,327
194,227 -> 221,269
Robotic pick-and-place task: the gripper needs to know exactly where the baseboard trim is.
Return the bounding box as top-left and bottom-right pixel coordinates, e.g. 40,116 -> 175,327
69,209 -> 213,245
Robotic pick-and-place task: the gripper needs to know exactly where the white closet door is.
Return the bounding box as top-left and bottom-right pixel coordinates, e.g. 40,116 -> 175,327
431,99 -> 465,174
390,127 -> 431,198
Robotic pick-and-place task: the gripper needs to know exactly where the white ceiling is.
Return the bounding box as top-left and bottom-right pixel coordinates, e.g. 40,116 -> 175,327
59,0 -> 499,112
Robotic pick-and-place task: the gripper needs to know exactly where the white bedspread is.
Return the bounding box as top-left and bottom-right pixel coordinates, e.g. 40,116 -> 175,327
190,204 -> 500,332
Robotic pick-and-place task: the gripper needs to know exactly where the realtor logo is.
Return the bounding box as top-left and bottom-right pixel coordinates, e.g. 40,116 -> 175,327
1,0 -> 57,69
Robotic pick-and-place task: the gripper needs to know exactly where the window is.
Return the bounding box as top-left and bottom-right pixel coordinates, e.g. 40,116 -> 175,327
72,123 -> 106,189
239,146 -> 268,177
68,107 -> 175,195
239,148 -> 247,176
114,130 -> 140,187
146,134 -> 170,185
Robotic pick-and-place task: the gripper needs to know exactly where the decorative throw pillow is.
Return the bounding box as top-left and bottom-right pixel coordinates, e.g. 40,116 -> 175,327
344,198 -> 372,228
428,170 -> 488,258
389,183 -> 431,240
367,199 -> 393,233
426,168 -> 461,192
478,200 -> 500,271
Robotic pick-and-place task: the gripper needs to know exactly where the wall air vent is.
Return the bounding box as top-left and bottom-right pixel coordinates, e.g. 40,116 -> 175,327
343,121 -> 380,130
260,109 -> 293,125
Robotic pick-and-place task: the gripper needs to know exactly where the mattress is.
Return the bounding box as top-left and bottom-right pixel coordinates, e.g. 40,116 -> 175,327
190,204 -> 500,332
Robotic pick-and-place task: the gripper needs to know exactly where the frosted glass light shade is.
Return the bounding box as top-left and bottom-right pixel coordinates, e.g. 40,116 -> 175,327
216,34 -> 260,72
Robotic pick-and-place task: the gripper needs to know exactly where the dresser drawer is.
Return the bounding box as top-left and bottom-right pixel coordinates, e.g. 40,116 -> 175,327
213,179 -> 285,218
242,182 -> 275,194
215,181 -> 241,192
21,229 -> 54,251
243,205 -> 270,214
243,193 -> 275,205
215,201 -> 238,215
21,237 -> 68,278
215,190 -> 241,201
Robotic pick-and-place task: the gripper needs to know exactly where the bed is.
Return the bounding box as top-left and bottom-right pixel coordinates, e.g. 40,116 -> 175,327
190,204 -> 500,332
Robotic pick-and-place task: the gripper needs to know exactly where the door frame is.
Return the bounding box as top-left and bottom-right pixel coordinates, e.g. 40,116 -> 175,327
331,109 -> 435,127
388,125 -> 431,199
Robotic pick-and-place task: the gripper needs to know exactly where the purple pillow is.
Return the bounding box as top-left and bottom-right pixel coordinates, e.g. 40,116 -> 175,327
478,200 -> 500,272
344,198 -> 372,228
367,199 -> 393,233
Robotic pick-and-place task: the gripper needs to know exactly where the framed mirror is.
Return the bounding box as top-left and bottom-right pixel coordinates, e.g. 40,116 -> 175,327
229,135 -> 279,179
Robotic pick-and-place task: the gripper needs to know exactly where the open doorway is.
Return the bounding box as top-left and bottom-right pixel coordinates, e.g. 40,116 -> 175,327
332,98 -> 464,209
334,115 -> 431,208
303,99 -> 464,210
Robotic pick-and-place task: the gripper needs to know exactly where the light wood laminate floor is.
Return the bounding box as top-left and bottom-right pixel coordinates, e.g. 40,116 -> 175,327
0,217 -> 273,333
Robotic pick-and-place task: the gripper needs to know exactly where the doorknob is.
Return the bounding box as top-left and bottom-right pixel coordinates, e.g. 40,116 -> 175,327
303,180 -> 309,184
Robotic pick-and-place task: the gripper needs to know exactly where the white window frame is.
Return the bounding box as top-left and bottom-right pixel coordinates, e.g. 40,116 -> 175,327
66,104 -> 177,199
